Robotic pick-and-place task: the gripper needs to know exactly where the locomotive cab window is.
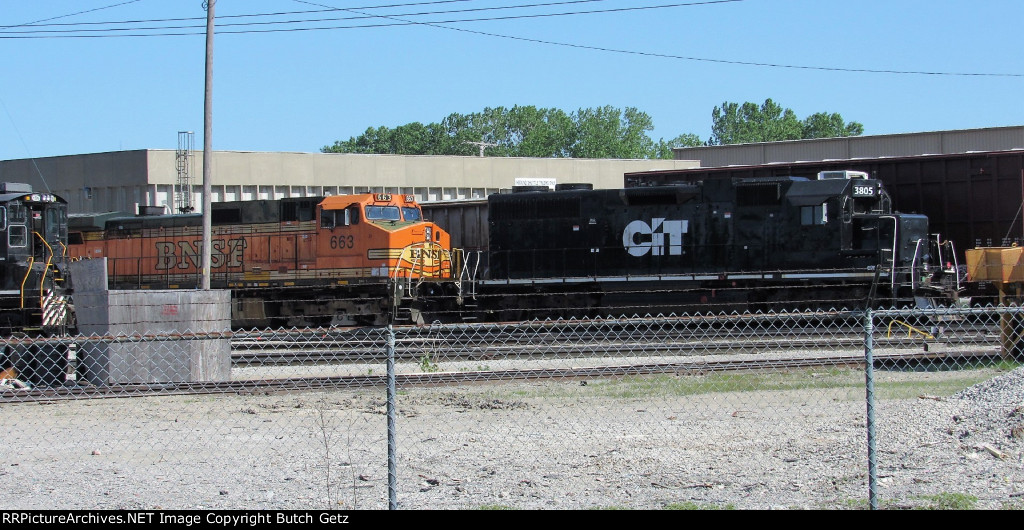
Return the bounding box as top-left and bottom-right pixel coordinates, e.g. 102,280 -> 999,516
8,224 -> 26,247
7,203 -> 27,247
321,207 -> 360,229
402,207 -> 422,222
0,207 -> 5,231
801,204 -> 827,226
366,205 -> 401,221
46,207 -> 61,237
8,203 -> 26,224
320,210 -> 335,229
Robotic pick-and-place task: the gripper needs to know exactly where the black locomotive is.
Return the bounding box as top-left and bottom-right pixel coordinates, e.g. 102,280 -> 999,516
464,171 -> 959,320
0,183 -> 74,387
0,182 -> 73,334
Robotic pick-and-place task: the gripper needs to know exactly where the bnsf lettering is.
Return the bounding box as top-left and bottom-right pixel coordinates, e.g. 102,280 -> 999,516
155,238 -> 247,270
411,248 -> 442,260
622,219 -> 688,257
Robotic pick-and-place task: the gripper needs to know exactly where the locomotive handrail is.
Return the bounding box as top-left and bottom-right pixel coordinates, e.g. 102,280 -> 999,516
460,250 -> 481,299
935,236 -> 962,291
909,237 -> 925,291
882,216 -> 898,292
19,256 -> 35,309
34,232 -> 56,303
391,241 -> 457,295
950,240 -> 962,291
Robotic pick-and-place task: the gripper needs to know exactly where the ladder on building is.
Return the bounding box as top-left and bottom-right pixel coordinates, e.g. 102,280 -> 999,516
175,131 -> 195,213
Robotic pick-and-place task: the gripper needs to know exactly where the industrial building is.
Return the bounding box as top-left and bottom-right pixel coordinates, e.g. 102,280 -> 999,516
0,147 -> 698,216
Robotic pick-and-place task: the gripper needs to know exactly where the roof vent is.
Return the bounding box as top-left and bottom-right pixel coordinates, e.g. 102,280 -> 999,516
554,183 -> 594,191
0,182 -> 33,193
511,185 -> 551,193
817,170 -> 869,180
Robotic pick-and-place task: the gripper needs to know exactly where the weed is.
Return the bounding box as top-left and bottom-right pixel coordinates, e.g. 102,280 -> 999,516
419,353 -> 439,373
915,492 -> 978,510
312,399 -> 357,509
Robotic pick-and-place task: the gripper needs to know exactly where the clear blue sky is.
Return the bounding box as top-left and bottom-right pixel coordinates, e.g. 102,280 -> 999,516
1,0 -> 1021,161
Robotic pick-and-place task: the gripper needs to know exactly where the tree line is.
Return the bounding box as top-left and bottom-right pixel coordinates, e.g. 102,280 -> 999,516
322,98 -> 864,160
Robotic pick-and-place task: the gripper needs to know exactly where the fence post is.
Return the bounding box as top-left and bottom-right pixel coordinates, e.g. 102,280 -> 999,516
864,308 -> 878,510
386,324 -> 398,510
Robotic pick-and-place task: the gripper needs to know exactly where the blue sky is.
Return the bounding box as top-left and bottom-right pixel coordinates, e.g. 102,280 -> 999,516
1,0 -> 1021,161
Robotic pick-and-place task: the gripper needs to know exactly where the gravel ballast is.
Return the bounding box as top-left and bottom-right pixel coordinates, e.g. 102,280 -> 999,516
1,365 -> 1022,510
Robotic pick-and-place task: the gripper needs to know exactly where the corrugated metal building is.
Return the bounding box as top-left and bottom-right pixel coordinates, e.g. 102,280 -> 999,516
669,125 -> 1024,167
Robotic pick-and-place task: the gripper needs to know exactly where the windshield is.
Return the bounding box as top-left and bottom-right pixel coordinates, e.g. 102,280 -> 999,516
365,205 -> 401,221
401,207 -> 422,221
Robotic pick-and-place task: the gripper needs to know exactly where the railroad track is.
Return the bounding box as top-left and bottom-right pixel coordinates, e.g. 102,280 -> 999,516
2,310 -> 1013,402
0,346 -> 1004,403
230,326 -> 999,365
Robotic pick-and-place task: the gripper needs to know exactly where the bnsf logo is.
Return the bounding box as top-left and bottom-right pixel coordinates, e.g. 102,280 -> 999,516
155,238 -> 247,270
622,219 -> 688,257
410,248 -> 443,261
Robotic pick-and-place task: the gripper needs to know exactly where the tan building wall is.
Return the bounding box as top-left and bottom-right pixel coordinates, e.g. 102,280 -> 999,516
0,150 -> 698,215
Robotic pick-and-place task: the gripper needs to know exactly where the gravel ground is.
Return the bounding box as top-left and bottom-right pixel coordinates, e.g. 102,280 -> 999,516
1,364 -> 1023,511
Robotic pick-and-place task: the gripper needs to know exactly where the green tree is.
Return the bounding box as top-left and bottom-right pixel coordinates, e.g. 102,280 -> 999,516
322,122 -> 446,155
709,99 -> 864,145
653,133 -> 704,159
710,99 -> 803,145
801,112 -> 864,139
463,106 -> 574,158
505,106 -> 574,158
569,106 -> 657,159
322,105 -> 691,159
324,101 -> 863,158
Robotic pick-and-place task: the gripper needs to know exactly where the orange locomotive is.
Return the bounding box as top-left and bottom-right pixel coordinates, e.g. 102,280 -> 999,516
68,193 -> 462,328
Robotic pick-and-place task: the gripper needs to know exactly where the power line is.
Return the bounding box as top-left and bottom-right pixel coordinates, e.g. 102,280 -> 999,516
1,0 -> 477,28
0,0 -> 603,31
1,0 -> 1020,78
293,0 -> 1024,78
0,0 -> 143,30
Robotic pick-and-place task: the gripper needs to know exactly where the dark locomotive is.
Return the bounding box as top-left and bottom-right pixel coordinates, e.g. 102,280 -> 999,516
461,170 -> 960,321
0,183 -> 74,386
0,182 -> 73,333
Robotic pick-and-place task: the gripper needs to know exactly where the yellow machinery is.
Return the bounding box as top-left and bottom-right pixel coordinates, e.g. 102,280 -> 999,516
966,246 -> 1024,359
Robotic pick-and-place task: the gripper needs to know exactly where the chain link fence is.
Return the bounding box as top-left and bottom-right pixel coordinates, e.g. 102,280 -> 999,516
1,304 -> 1023,510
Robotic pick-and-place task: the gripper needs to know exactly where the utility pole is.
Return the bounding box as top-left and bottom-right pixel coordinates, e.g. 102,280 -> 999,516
465,140 -> 497,157
201,0 -> 215,290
